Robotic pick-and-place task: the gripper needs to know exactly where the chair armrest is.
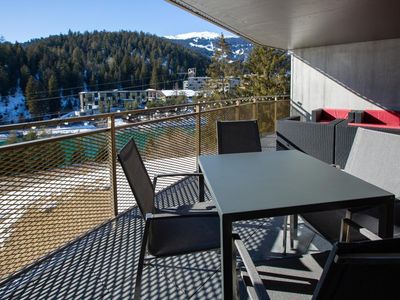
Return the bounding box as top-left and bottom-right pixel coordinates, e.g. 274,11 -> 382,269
233,233 -> 270,300
340,218 -> 382,242
153,172 -> 204,189
155,172 -> 203,178
145,211 -> 217,221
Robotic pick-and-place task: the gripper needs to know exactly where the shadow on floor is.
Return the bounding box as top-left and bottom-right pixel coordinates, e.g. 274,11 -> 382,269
0,175 -> 325,299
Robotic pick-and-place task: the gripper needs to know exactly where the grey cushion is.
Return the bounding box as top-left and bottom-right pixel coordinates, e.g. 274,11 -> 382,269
148,212 -> 220,257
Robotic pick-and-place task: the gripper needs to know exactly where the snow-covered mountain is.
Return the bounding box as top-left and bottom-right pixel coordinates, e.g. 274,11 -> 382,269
164,31 -> 253,61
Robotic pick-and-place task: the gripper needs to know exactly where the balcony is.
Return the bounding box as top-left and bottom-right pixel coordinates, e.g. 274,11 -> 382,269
0,97 -> 320,299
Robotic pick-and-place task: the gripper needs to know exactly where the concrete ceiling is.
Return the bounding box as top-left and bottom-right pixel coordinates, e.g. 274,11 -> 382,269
167,0 -> 400,49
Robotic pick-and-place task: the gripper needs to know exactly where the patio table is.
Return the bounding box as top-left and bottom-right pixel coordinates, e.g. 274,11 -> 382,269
198,150 -> 394,300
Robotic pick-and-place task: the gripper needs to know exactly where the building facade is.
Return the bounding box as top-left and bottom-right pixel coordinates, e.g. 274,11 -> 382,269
79,89 -> 162,113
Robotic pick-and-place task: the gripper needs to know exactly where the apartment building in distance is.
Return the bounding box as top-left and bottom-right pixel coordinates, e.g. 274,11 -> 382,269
79,89 -> 162,113
183,76 -> 240,92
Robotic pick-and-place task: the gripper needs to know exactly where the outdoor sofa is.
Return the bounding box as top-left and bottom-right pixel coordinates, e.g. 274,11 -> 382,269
276,108 -> 352,164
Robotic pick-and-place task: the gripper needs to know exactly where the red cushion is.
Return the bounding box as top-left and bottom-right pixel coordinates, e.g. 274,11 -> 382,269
363,110 -> 400,126
319,109 -> 351,122
349,123 -> 400,129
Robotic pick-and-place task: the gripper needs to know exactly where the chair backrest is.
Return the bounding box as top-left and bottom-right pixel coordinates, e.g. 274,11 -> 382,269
313,238 -> 400,299
344,127 -> 400,198
217,120 -> 262,154
118,139 -> 155,216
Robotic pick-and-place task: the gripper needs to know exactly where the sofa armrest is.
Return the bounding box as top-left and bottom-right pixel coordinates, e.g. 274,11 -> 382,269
312,108 -> 323,122
277,119 -> 336,164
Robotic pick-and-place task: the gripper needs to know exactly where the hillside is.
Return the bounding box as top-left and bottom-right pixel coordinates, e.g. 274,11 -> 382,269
0,31 -> 210,122
164,31 -> 253,61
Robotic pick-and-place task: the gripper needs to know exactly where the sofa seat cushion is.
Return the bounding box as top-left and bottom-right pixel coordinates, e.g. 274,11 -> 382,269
363,110 -> 400,126
319,108 -> 351,122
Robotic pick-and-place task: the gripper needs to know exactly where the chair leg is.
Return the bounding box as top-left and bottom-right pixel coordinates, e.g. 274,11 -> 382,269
134,221 -> 150,300
289,214 -> 298,249
340,210 -> 352,242
199,174 -> 205,202
283,215 -> 288,254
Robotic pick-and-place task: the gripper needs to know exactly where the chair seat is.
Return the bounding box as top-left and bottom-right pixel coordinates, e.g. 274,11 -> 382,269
301,201 -> 400,244
157,201 -> 217,215
241,251 -> 330,300
148,203 -> 220,257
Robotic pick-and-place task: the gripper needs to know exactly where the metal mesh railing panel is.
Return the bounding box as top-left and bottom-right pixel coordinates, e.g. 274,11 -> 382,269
258,102 -> 276,135
115,116 -> 198,212
0,97 -> 290,281
200,107 -> 237,155
239,102 -> 254,121
276,100 -> 291,120
0,131 -> 114,280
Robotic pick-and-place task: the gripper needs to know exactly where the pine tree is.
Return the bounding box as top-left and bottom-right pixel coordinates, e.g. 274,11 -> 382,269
25,76 -> 48,120
149,62 -> 159,89
241,46 -> 290,96
206,34 -> 241,98
48,74 -> 60,116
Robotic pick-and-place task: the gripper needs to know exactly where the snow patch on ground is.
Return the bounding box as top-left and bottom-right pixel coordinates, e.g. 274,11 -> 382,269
189,42 -> 215,52
164,31 -> 235,40
0,88 -> 30,124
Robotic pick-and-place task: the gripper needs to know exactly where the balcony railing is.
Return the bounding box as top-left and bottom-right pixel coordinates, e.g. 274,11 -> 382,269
0,96 -> 290,281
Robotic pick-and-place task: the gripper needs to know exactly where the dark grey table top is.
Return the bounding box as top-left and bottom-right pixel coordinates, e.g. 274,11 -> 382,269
199,150 -> 394,220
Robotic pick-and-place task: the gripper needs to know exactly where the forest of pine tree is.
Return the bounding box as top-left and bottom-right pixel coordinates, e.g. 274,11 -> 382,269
0,31 -> 291,122
0,30 -> 210,118
205,34 -> 290,99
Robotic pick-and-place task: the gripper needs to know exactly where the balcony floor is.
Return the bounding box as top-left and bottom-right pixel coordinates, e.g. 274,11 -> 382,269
0,135 -> 331,299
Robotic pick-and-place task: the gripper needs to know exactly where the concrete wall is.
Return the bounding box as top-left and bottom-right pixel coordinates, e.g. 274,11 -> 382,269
291,38 -> 400,119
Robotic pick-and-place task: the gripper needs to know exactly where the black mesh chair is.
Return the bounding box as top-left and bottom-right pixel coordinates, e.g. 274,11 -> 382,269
217,120 -> 262,154
118,139 -> 220,299
238,233 -> 400,300
216,120 -> 296,253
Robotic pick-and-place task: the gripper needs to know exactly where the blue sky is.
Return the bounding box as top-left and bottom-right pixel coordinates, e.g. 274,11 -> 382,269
0,0 -> 233,42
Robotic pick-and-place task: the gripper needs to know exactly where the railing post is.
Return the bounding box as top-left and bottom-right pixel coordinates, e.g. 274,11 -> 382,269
109,115 -> 118,217
235,100 -> 240,120
195,103 -> 202,168
252,98 -> 258,121
195,103 -> 205,201
274,96 -> 278,132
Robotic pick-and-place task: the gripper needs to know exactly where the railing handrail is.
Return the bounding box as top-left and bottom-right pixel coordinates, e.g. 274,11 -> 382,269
0,96 -> 290,151
0,96 -> 289,132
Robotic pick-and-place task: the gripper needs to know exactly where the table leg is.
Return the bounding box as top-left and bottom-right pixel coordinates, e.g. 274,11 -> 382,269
221,216 -> 237,300
378,199 -> 394,239
198,166 -> 205,202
